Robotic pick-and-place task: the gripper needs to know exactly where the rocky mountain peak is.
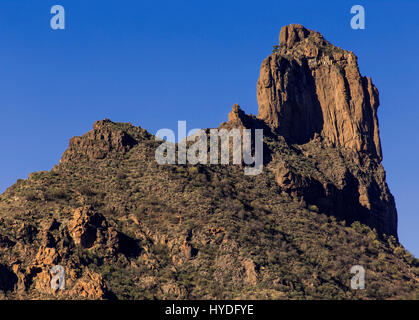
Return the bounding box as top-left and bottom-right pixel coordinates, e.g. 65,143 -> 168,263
279,24 -> 319,48
59,119 -> 151,164
257,24 -> 382,160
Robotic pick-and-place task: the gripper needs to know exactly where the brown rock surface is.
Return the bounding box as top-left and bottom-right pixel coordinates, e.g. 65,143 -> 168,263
69,269 -> 108,299
257,24 -> 382,159
242,259 -> 258,286
68,206 -> 105,248
60,119 -> 139,163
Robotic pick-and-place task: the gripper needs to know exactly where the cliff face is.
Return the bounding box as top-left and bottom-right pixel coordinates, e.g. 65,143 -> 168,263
257,24 -> 382,160
253,24 -> 396,238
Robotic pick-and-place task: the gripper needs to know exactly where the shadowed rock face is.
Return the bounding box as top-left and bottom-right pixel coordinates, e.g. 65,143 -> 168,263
224,25 -> 397,238
224,102 -> 398,237
257,24 -> 382,160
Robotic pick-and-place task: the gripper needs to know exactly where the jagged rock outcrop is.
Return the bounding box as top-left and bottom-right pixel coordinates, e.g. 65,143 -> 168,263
220,25 -> 397,237
275,160 -> 324,201
221,104 -> 267,131
68,206 -> 106,248
68,206 -> 134,256
257,24 -> 382,160
60,119 -> 139,163
228,104 -> 252,128
69,269 -> 108,299
273,154 -> 397,237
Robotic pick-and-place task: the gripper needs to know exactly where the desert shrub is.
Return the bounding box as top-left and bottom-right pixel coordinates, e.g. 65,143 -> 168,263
44,187 -> 70,201
351,221 -> 372,235
187,166 -> 199,175
308,204 -> 319,212
22,190 -> 39,201
77,185 -> 95,196
29,171 -> 47,181
116,172 -> 128,180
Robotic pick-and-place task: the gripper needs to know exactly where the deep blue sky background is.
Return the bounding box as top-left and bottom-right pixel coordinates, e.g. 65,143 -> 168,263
0,0 -> 417,256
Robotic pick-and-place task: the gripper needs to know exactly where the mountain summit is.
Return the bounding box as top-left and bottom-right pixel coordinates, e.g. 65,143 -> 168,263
258,24 -> 381,159
0,25 -> 417,300
225,24 -> 396,238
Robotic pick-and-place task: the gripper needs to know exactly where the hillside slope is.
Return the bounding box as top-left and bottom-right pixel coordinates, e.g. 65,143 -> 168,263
0,25 -> 418,300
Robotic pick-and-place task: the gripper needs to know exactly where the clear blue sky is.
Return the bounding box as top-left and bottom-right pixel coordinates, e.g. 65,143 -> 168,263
0,0 -> 417,256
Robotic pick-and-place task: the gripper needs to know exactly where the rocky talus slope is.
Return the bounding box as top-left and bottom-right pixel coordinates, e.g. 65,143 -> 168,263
0,25 -> 417,300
